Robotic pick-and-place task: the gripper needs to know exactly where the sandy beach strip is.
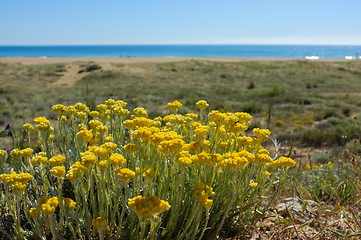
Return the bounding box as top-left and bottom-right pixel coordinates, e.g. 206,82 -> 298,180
0,57 -> 346,65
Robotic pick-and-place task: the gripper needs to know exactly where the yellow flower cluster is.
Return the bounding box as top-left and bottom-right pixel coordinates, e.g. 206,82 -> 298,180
249,182 -> 258,189
49,155 -> 65,166
92,217 -> 107,229
255,149 -> 272,163
124,143 -> 139,154
66,162 -> 87,180
253,128 -> 271,141
77,129 -> 93,142
191,152 -> 222,166
23,123 -> 34,131
52,104 -> 67,115
80,151 -> 96,167
31,154 -> 48,166
10,148 -> 33,158
34,116 -> 51,131
109,153 -> 126,167
64,197 -> 76,210
116,168 -> 135,182
0,171 -> 33,193
128,195 -> 171,219
38,196 -> 59,215
178,151 -> 192,167
166,100 -> 182,112
29,207 -> 41,218
218,151 -> 254,169
267,156 -> 296,168
196,100 -> 209,110
158,138 -> 185,156
194,183 -> 215,209
132,107 -> 148,118
142,168 -> 156,179
50,166 -> 66,178
194,125 -> 209,139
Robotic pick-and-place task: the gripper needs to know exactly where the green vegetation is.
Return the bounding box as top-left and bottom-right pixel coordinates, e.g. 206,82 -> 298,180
1,59 -> 361,149
1,58 -> 361,239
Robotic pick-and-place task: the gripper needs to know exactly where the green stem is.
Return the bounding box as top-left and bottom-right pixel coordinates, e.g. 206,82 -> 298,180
48,213 -> 59,240
198,210 -> 210,240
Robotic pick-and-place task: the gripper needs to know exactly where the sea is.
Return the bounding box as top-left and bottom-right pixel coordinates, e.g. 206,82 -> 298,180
0,45 -> 360,59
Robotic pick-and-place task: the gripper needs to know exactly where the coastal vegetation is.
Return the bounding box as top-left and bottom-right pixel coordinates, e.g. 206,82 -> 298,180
1,59 -> 361,239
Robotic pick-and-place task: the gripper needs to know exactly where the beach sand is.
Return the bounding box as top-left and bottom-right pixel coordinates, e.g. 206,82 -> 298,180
0,57 -> 343,65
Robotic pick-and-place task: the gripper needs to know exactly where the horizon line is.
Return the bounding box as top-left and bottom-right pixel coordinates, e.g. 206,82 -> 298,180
1,43 -> 361,47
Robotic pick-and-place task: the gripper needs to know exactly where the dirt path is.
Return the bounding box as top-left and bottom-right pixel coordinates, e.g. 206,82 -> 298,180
50,64 -> 88,88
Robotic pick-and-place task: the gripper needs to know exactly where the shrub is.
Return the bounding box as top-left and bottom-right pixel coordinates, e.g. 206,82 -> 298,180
0,100 -> 296,240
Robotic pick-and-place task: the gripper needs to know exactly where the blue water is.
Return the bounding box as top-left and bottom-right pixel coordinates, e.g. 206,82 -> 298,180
0,45 -> 360,59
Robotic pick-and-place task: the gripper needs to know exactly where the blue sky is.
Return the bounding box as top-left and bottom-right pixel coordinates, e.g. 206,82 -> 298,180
1,0 -> 360,45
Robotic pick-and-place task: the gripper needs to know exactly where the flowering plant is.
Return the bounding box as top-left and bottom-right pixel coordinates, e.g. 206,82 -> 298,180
0,99 -> 295,240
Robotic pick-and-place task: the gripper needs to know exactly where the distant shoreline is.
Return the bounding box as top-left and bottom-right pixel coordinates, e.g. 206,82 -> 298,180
0,57 -> 354,65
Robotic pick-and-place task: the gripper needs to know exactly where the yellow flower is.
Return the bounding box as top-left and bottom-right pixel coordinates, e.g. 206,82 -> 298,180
218,151 -> 253,169
109,153 -> 126,167
20,148 -> 33,158
267,156 -> 296,168
194,125 -> 209,139
328,161 -> 334,168
116,168 -> 136,182
97,104 -> 107,113
249,182 -> 258,189
219,141 -> 229,149
124,143 -> 139,154
31,155 -> 48,166
166,100 -> 182,112
77,129 -> 93,142
23,123 -> 34,131
200,198 -> 213,209
142,168 -> 156,179
49,155 -> 65,166
133,107 -> 148,118
194,183 -> 215,202
191,152 -> 222,166
133,117 -> 154,127
104,134 -> 113,142
185,113 -> 198,120
67,106 -> 77,116
158,138 -> 185,156
253,128 -> 271,141
63,198 -> 76,210
80,151 -> 96,167
34,116 -> 51,131
50,166 -> 66,177
92,217 -> 107,230
74,102 -> 89,113
255,152 -> 272,163
97,160 -> 108,169
10,149 -> 22,158
29,208 -> 40,218
11,182 -> 27,193
128,195 -> 171,219
48,134 -> 55,141
89,111 -> 99,119
178,156 -> 192,167
196,100 -> 209,110
66,162 -> 86,180
105,98 -> 115,107
265,171 -> 271,177
123,119 -> 136,129
0,149 -> 6,157
40,197 -> 59,215
52,104 -> 67,115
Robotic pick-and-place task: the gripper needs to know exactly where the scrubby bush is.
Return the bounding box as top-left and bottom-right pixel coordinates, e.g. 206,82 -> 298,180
0,100 -> 296,240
